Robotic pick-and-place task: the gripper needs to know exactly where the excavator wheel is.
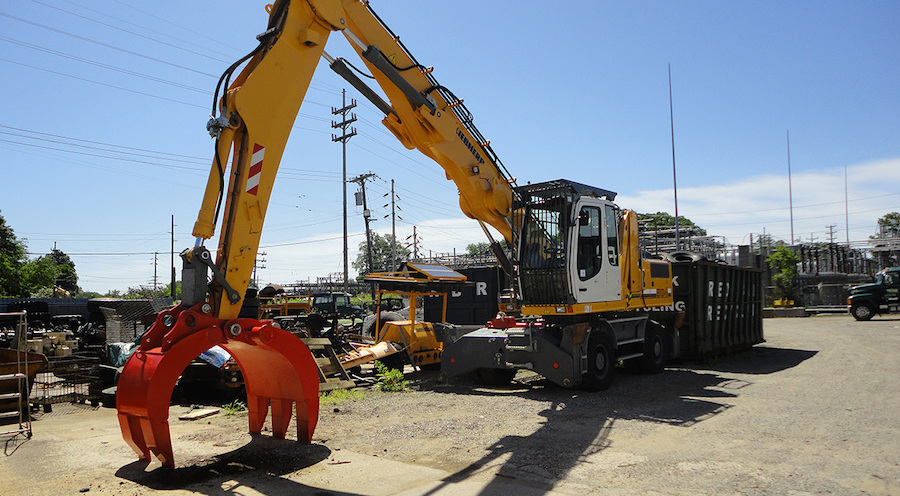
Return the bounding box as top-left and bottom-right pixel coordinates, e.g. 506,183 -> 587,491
116,303 -> 321,468
580,324 -> 617,391
361,311 -> 404,338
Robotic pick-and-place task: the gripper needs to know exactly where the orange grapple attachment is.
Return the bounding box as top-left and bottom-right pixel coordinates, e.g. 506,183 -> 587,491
115,303 -> 320,468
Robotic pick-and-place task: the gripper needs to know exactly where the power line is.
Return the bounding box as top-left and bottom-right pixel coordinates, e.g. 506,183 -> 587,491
260,233 -> 364,249
0,56 -> 208,107
0,124 -> 350,180
0,124 -> 206,161
106,0 -> 246,56
0,12 -> 219,77
689,192 -> 900,218
31,0 -> 234,63
0,36 -> 209,93
25,251 -> 159,256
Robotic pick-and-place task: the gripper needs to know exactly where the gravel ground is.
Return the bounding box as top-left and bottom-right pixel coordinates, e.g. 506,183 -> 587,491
1,314 -> 898,495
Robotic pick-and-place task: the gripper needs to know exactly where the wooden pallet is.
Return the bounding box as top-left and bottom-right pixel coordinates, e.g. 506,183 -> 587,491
300,338 -> 355,392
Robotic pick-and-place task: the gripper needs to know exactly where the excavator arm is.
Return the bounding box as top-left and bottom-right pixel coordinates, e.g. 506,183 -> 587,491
193,0 -> 517,319
337,1 -> 517,238
118,0 -> 518,468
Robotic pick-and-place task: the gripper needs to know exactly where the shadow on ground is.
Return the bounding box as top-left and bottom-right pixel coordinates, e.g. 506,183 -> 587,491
415,344 -> 818,495
114,345 -> 818,496
115,435 -> 357,495
689,345 -> 818,375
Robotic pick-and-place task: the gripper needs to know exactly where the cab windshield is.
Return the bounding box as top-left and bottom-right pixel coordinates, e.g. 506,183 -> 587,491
520,199 -> 567,270
518,197 -> 570,305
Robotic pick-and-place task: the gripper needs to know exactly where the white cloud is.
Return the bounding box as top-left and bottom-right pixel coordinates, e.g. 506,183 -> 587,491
617,158 -> 900,245
78,159 -> 900,293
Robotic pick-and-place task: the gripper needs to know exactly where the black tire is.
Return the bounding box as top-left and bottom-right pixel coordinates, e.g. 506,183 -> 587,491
475,368 -> 517,386
581,324 -> 617,391
851,303 -> 875,321
666,251 -> 707,263
638,323 -> 669,374
378,352 -> 406,371
361,311 -> 404,338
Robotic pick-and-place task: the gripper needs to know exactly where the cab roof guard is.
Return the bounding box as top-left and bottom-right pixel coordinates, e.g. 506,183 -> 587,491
514,179 -> 617,203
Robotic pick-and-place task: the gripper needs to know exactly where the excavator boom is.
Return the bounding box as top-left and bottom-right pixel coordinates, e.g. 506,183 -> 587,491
193,0 -> 518,318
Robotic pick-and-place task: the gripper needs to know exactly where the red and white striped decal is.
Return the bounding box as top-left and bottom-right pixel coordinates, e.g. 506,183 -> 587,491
246,143 -> 265,195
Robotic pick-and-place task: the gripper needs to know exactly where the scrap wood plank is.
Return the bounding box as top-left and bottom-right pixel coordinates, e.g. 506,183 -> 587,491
178,407 -> 220,420
300,338 -> 355,392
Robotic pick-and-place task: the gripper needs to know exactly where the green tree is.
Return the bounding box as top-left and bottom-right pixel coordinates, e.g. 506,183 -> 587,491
466,240 -> 509,256
48,249 -> 79,294
871,212 -> 900,267
466,242 -> 490,255
353,233 -> 410,276
0,211 -> 59,297
874,212 -> 900,238
767,246 -> 800,305
123,284 -> 176,300
0,211 -> 28,296
21,255 -> 58,296
638,212 -> 707,236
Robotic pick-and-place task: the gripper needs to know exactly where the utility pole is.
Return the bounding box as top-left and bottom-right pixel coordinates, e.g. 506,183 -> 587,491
171,215 -> 176,300
332,89 -> 357,291
386,179 -> 399,270
350,173 -> 377,280
787,130 -> 795,246
826,225 -> 837,244
844,165 -> 850,246
152,252 -> 159,290
407,225 -> 420,259
253,252 -> 267,289
668,64 -> 680,251
391,180 -> 397,270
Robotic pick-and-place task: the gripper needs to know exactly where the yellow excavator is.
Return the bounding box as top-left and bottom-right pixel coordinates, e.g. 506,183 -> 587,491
117,0 -> 675,468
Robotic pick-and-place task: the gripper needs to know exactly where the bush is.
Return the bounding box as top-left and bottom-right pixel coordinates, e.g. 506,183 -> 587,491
767,246 -> 800,304
374,360 -> 408,392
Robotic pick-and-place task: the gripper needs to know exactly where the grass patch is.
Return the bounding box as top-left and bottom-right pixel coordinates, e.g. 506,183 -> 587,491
221,399 -> 247,416
320,388 -> 367,404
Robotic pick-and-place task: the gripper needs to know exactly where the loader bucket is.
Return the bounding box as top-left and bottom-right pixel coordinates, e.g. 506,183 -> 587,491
116,303 -> 320,468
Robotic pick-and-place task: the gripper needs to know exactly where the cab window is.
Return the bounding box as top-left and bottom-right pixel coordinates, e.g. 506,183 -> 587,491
576,206 -> 602,280
605,204 -> 619,266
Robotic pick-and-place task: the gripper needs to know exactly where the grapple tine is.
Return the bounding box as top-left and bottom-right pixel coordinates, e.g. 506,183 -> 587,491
247,393 -> 269,434
117,412 -> 150,461
270,398 -> 292,439
116,304 -> 321,468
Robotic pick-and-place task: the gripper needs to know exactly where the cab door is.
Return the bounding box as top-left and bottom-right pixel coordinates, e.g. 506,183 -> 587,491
886,271 -> 900,309
570,201 -> 621,304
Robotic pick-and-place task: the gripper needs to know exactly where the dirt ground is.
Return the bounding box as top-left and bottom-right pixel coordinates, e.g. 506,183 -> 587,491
1,314 -> 898,495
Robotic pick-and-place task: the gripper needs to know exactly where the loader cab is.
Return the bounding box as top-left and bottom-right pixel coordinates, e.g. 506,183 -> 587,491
516,180 -> 622,308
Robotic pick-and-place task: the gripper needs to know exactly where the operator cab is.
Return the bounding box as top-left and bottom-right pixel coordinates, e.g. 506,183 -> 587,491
516,179 -> 622,307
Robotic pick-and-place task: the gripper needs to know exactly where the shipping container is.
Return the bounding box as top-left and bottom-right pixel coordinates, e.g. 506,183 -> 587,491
423,266 -> 506,325
657,261 -> 764,360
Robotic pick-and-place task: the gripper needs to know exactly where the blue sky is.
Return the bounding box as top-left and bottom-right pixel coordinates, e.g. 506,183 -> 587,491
1,1 -> 898,294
